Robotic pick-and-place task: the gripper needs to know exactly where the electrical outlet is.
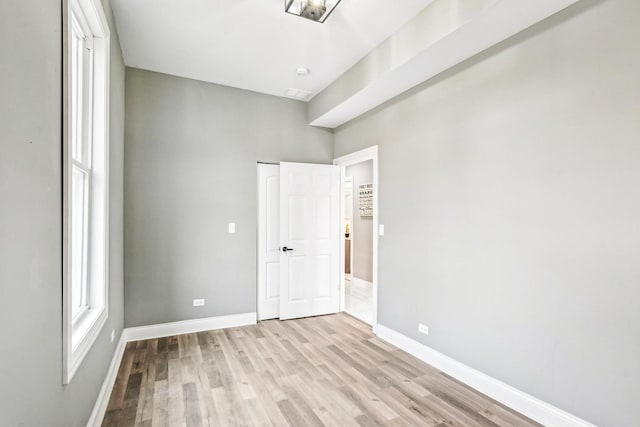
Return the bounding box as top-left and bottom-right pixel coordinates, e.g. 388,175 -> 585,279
418,323 -> 429,335
110,329 -> 115,342
193,299 -> 205,307
228,222 -> 236,234
379,224 -> 385,236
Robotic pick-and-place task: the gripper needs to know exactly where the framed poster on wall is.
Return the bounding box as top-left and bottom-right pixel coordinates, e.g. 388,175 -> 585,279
359,183 -> 373,217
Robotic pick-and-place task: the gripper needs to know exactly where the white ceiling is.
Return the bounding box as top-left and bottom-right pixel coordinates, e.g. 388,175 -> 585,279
111,0 -> 434,101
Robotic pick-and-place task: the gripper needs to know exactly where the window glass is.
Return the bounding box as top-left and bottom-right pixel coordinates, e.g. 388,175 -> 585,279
71,166 -> 88,318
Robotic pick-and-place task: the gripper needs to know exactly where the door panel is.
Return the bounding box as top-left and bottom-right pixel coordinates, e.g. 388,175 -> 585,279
312,255 -> 331,298
266,174 -> 280,252
288,256 -> 307,302
266,262 -> 280,299
288,197 -> 306,240
315,196 -> 332,240
279,162 -> 340,320
257,164 -> 280,320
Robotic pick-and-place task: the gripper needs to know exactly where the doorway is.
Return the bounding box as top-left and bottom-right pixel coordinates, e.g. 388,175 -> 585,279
343,161 -> 374,324
334,146 -> 379,332
256,153 -> 378,328
257,162 -> 341,321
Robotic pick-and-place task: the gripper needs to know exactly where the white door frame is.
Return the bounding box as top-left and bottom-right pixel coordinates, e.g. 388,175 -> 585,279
334,146 -> 379,333
344,175 -> 354,277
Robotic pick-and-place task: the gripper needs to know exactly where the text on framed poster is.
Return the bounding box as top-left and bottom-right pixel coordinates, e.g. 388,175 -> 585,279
359,183 -> 373,217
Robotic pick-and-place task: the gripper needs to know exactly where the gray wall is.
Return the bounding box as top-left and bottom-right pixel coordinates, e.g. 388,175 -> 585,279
0,0 -> 125,426
333,0 -> 640,426
346,161 -> 373,282
124,68 -> 333,327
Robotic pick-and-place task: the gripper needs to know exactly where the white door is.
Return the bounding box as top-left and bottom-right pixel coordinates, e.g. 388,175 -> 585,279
279,162 -> 341,320
257,164 -> 280,320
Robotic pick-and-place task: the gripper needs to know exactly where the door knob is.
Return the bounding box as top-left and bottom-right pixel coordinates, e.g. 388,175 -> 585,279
280,246 -> 295,252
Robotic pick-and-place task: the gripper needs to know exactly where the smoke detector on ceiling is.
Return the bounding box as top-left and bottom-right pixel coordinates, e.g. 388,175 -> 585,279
296,67 -> 310,76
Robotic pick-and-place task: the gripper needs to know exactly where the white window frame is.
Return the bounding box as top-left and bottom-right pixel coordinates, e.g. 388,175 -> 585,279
63,0 -> 111,385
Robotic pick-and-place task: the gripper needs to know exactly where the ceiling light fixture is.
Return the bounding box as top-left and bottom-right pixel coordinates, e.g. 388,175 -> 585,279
285,0 -> 342,23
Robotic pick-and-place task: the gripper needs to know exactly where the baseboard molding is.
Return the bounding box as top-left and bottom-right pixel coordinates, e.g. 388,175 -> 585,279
376,324 -> 596,427
87,333 -> 126,427
123,312 -> 257,342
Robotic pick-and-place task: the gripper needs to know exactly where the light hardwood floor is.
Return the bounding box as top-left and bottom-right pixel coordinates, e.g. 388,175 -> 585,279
102,313 -> 541,426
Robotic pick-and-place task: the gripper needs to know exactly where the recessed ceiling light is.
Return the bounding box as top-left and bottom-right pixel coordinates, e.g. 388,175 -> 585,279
296,67 -> 310,76
285,0 -> 342,23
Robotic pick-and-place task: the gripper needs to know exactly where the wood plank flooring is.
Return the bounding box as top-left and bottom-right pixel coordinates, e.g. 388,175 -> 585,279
102,313 -> 541,427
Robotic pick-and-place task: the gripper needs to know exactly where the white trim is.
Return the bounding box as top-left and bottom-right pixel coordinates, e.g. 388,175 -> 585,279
67,309 -> 108,381
86,333 -> 126,427
334,146 -> 379,334
376,325 -> 597,427
123,312 -> 258,342
339,168 -> 347,312
344,175 -> 354,278
334,146 -> 379,166
63,0 -> 111,385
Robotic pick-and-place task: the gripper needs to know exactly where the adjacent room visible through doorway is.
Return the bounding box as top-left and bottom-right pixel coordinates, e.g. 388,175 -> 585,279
344,160 -> 374,325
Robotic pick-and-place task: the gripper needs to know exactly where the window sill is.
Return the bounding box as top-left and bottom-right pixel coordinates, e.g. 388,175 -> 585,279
64,306 -> 108,384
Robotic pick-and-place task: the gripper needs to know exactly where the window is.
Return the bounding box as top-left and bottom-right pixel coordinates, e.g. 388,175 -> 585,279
63,0 -> 110,384
70,8 -> 92,322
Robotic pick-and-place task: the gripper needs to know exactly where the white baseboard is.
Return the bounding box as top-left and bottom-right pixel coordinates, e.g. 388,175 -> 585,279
87,312 -> 257,426
376,324 -> 596,427
87,333 -> 126,427
123,312 -> 257,342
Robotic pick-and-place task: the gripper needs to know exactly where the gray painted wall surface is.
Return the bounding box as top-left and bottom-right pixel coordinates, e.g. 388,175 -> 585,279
333,1 -> 640,425
124,69 -> 333,327
346,161 -> 373,282
0,0 -> 125,425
